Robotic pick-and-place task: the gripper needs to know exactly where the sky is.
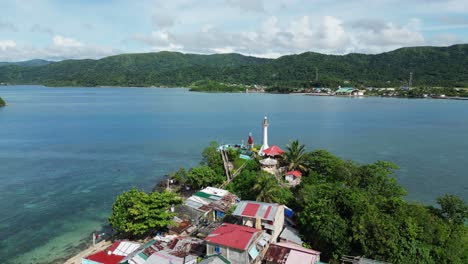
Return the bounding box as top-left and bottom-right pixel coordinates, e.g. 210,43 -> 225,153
0,0 -> 467,61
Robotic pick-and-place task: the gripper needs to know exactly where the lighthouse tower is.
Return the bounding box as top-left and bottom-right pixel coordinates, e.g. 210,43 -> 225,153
259,116 -> 269,155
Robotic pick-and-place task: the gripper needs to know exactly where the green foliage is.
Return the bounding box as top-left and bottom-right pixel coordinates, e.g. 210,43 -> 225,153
108,188 -> 182,237
170,168 -> 187,185
283,140 -> 307,171
1,45 -> 468,87
295,150 -> 467,263
0,97 -> 5,107
189,80 -> 245,93
436,194 -> 468,225
201,141 -> 225,176
186,165 -> 224,189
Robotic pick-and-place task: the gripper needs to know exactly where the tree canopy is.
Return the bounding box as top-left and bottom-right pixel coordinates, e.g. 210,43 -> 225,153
108,188 -> 182,237
1,44 -> 468,88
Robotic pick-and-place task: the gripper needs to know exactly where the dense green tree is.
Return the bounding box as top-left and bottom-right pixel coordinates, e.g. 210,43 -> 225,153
0,96 -> 5,107
1,45 -> 468,88
436,194 -> 468,225
108,188 -> 182,237
283,140 -> 307,171
186,165 -> 224,189
295,150 -> 467,263
201,141 -> 225,176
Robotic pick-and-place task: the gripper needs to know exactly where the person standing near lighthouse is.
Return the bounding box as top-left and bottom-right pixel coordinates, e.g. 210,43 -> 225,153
259,116 -> 269,155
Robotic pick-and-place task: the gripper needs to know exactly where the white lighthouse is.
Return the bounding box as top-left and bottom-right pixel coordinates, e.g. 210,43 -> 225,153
259,116 -> 269,155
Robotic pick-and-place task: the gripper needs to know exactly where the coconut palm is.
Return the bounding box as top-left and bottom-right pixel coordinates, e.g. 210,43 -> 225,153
284,140 -> 307,172
252,172 -> 281,203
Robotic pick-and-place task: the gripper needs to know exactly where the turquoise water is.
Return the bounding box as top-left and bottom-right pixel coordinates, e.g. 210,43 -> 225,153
0,85 -> 467,263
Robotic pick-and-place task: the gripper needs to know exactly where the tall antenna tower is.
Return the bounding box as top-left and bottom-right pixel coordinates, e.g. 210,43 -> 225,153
315,67 -> 319,82
409,72 -> 413,88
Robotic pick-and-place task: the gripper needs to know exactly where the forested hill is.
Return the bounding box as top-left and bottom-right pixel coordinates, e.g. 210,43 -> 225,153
0,44 -> 467,87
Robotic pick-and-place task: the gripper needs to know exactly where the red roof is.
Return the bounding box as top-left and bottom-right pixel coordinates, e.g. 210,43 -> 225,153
286,170 -> 302,177
263,145 -> 284,156
85,250 -> 125,264
107,241 -> 120,252
205,223 -> 260,250
242,203 -> 260,217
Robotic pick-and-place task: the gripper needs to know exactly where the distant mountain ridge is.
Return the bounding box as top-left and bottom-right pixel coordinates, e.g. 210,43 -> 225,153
0,45 -> 467,87
0,59 -> 52,67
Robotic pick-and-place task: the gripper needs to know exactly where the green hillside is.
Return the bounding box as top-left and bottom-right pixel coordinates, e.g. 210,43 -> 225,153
0,44 -> 467,88
0,59 -> 52,67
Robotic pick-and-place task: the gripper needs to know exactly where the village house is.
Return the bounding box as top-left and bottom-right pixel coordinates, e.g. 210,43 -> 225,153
181,187 -> 238,223
263,242 -> 321,264
204,223 -> 270,264
123,236 -> 205,264
232,201 -> 284,242
82,241 -> 140,264
284,170 -> 302,186
335,87 -> 363,96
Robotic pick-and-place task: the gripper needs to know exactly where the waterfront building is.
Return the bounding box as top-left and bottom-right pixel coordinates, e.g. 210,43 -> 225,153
335,87 -> 359,95
124,236 -> 205,264
232,201 -> 285,242
82,241 -> 140,264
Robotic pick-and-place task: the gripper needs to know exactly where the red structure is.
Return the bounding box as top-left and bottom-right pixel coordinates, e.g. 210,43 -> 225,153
263,145 -> 284,156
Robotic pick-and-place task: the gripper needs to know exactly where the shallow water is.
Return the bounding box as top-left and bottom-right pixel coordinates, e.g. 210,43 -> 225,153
0,85 -> 467,263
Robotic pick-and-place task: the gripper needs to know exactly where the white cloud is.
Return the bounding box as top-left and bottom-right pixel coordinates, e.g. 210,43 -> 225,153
0,36 -> 118,61
0,40 -> 16,51
53,35 -> 83,48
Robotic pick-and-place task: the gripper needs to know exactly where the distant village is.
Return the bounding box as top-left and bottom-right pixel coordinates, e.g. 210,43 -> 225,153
75,117 -> 387,264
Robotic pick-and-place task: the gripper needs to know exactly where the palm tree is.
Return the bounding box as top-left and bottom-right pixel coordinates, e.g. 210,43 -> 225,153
252,172 -> 281,203
284,140 -> 307,172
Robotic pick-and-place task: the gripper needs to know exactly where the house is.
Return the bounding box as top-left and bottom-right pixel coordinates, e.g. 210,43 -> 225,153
263,242 -> 321,264
200,254 -> 231,264
182,187 -> 238,223
205,223 -> 269,264
284,170 -> 302,186
232,201 -> 284,242
82,241 -> 140,264
124,236 -> 205,264
278,226 -> 303,245
335,87 -> 359,96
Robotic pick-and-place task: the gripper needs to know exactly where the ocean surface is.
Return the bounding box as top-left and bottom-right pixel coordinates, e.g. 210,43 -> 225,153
0,85 -> 467,263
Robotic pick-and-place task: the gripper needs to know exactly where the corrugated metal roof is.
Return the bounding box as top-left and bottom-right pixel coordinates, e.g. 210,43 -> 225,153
232,201 -> 279,221
279,226 -> 303,245
205,223 -> 261,250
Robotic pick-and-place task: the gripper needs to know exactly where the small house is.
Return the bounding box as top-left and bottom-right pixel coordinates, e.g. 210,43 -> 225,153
82,241 -> 140,264
205,223 -> 268,264
232,201 -> 284,242
285,170 -> 302,186
263,242 -> 321,264
335,87 -> 359,96
183,187 -> 238,223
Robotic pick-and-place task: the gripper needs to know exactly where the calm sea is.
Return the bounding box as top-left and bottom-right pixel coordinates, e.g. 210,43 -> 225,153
0,85 -> 467,263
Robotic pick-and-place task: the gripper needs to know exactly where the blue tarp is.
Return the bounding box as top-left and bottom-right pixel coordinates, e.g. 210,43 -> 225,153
284,207 -> 295,218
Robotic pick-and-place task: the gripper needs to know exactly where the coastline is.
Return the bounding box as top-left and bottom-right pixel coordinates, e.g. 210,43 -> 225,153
64,240 -> 112,264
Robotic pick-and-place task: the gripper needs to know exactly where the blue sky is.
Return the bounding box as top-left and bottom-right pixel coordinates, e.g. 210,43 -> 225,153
0,0 -> 467,61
